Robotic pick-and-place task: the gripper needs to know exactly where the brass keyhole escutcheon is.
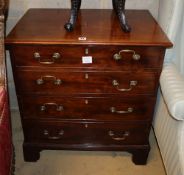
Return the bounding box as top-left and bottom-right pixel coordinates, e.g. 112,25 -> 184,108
85,73 -> 89,79
85,100 -> 89,104
85,48 -> 89,55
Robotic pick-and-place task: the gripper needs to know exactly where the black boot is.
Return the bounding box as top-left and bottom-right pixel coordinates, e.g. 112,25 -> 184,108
64,0 -> 81,32
112,0 -> 131,32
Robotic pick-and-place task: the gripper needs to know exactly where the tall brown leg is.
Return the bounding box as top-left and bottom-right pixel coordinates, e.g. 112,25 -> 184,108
64,0 -> 81,32
112,0 -> 131,32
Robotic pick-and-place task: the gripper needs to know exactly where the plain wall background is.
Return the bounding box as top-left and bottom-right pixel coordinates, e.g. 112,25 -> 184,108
6,0 -> 159,110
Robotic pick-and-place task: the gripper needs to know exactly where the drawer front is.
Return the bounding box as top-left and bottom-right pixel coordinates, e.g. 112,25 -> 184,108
19,96 -> 155,121
10,45 -> 165,69
23,120 -> 150,145
15,70 -> 159,95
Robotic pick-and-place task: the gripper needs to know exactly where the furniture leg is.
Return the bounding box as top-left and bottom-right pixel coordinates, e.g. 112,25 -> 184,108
23,144 -> 41,162
131,147 -> 150,165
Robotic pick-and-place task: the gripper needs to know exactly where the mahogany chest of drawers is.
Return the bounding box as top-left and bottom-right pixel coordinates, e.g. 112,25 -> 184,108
5,9 -> 172,164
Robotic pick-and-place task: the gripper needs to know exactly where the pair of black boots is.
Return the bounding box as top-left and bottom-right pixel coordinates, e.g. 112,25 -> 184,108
64,0 -> 131,33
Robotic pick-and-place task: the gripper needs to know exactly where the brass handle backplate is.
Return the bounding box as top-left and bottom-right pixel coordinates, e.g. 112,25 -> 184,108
43,129 -> 64,140
108,131 -> 130,141
112,80 -> 138,92
34,52 -> 61,64
110,107 -> 133,114
36,75 -> 62,85
113,49 -> 141,61
40,103 -> 64,112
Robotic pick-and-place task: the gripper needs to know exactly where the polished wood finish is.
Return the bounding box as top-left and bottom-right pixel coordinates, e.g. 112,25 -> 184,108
23,120 -> 149,145
18,96 -> 155,121
5,9 -> 172,47
15,70 -> 159,95
6,9 -> 172,165
9,45 -> 165,70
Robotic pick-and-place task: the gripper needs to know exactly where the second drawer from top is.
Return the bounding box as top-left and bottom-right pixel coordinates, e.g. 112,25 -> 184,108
14,70 -> 159,95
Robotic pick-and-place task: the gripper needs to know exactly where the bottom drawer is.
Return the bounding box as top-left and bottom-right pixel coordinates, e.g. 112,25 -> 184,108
23,120 -> 150,145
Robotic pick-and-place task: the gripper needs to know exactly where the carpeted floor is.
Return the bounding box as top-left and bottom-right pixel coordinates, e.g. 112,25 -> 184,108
11,110 -> 166,175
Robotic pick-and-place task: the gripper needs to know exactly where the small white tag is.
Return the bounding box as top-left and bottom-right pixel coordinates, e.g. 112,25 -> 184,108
78,37 -> 87,41
82,56 -> 93,64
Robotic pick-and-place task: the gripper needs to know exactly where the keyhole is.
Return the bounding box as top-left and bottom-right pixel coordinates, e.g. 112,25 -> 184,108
85,48 -> 89,55
85,73 -> 89,79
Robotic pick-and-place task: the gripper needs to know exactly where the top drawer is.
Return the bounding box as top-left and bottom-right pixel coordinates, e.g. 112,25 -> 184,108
10,45 -> 165,70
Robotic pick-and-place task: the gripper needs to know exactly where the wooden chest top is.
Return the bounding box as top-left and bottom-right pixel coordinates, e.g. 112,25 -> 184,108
5,9 -> 172,47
